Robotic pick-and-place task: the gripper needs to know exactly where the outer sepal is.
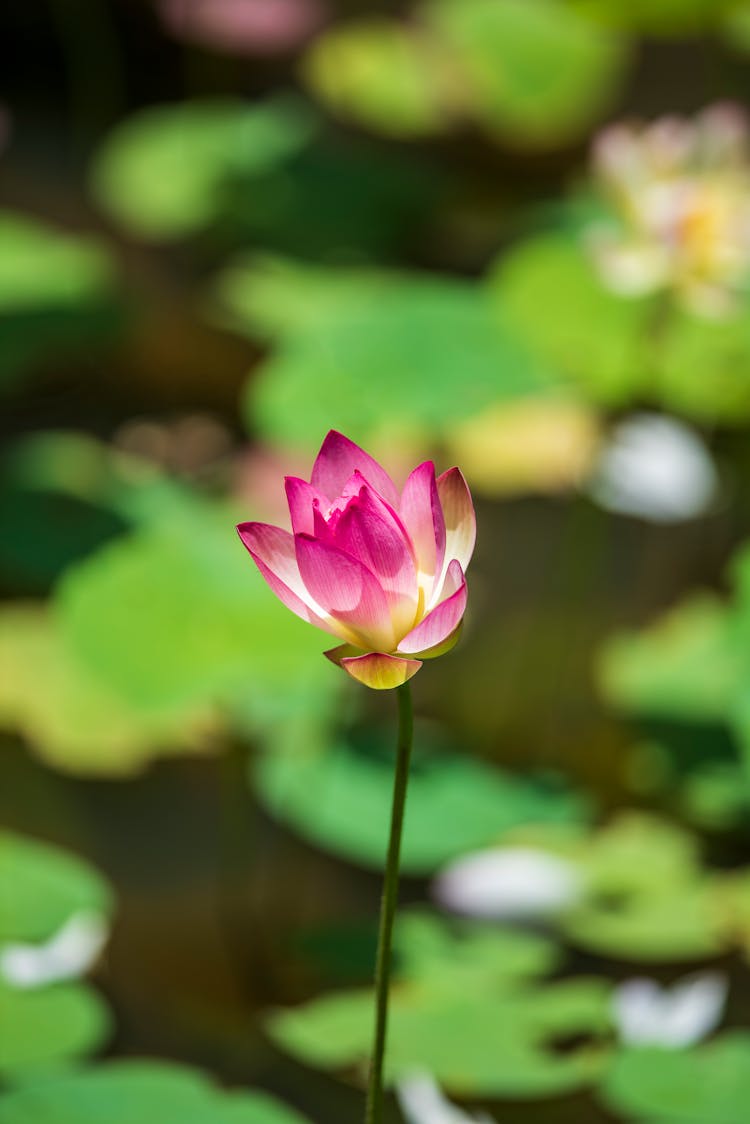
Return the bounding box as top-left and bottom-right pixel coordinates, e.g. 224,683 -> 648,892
325,649 -> 423,690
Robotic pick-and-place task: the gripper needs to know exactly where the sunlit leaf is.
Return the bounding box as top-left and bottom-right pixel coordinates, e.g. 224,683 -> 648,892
0,982 -> 111,1081
575,0 -> 743,35
91,98 -> 316,239
423,0 -> 628,147
599,1033 -> 750,1124
0,832 -> 112,944
268,911 -> 611,1096
0,605 -> 217,775
254,725 -> 588,873
598,596 -> 740,724
302,20 -> 451,137
218,256 -> 554,449
55,505 -> 339,725
490,232 -> 655,404
559,814 -> 727,961
0,212 -> 118,388
0,1060 -> 311,1122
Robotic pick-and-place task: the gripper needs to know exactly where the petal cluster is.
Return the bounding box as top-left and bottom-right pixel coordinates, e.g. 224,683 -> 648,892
589,104 -> 750,316
237,431 -> 475,689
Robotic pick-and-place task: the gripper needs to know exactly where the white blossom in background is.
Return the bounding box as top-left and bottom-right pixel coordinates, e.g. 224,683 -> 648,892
588,413 -> 718,523
588,104 -> 750,316
431,847 -> 583,921
397,1074 -> 494,1124
0,911 -> 109,989
613,972 -> 728,1049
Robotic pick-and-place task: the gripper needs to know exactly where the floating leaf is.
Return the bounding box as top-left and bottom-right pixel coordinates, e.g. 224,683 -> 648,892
302,20 -> 450,137
56,506 -> 335,717
423,0 -> 628,147
559,814 -> 727,961
91,98 -> 316,239
598,596 -> 740,724
0,212 -> 117,389
493,231 -> 750,422
254,726 -> 588,873
599,1033 -> 750,1124
0,605 -> 217,775
0,834 -> 113,1081
0,1060 -> 311,1123
490,232 -> 656,405
219,256 -> 554,449
0,832 -> 112,944
575,0 -> 743,35
269,911 -> 611,1097
0,981 -> 111,1081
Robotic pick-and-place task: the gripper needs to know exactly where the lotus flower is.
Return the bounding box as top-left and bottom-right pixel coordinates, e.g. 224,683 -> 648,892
237,431 -> 475,689
589,104 -> 750,316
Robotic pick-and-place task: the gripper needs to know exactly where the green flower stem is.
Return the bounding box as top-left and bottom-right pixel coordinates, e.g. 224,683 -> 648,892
365,681 -> 414,1124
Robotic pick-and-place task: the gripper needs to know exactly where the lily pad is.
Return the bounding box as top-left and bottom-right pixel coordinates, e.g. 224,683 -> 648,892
0,605 -> 217,776
219,256 -> 554,450
0,212 -> 118,389
301,20 -> 450,137
91,98 -> 316,239
599,1033 -> 750,1124
0,1060 -> 311,1123
559,814 -> 727,961
55,505 -> 338,724
423,0 -> 628,147
0,834 -> 113,1081
254,726 -> 588,873
268,911 -> 611,1097
0,832 -> 112,944
0,982 -> 111,1081
597,595 -> 740,725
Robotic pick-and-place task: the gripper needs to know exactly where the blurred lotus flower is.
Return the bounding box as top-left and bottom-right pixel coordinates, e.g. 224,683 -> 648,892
432,846 -> 583,920
158,0 -> 326,56
613,972 -> 728,1049
589,104 -> 750,316
588,413 -> 718,523
397,1074 -> 494,1124
0,911 -> 108,989
237,430 -> 475,690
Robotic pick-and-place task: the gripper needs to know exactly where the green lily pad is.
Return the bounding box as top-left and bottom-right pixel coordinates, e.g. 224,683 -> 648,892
599,1034 -> 750,1124
491,232 -> 655,405
0,982 -> 111,1082
0,1060 -> 311,1123
219,256 -> 554,449
254,726 -> 588,873
0,832 -> 112,943
559,814 -> 727,961
574,0 -> 743,34
423,0 -> 628,147
302,20 -> 450,137
0,834 -> 114,1081
0,212 -> 118,389
54,504 -> 339,728
268,911 -> 611,1097
0,605 -> 217,776
91,98 -> 316,239
597,595 -> 740,724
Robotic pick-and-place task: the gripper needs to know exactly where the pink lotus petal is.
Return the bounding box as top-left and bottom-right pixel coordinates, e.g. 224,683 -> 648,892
236,522 -> 342,637
398,560 -> 466,656
295,533 -> 396,651
338,651 -> 422,690
437,467 -> 476,577
400,461 -> 446,594
333,480 -> 418,603
159,0 -> 325,56
311,431 -> 400,508
285,476 -> 328,536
